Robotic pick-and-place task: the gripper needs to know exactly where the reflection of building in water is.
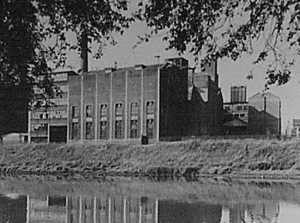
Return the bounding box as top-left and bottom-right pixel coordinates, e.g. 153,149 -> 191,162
0,194 -> 27,223
26,195 -> 269,223
219,201 -> 280,223
27,195 -> 67,223
246,202 -> 280,223
229,204 -> 246,223
158,200 -> 222,223
27,195 -> 158,223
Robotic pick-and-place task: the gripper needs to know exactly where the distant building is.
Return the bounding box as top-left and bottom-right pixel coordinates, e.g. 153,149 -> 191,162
223,102 -> 249,134
28,71 -> 78,143
230,86 -> 247,103
223,86 -> 249,134
187,60 -> 224,136
223,88 -> 281,136
248,92 -> 281,136
291,119 -> 300,137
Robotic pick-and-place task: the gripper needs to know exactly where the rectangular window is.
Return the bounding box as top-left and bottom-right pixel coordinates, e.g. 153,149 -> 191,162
100,104 -> 108,117
86,105 -> 93,118
130,102 -> 139,138
115,103 -> 124,139
100,121 -> 108,139
115,103 -> 123,116
146,119 -> 154,138
71,122 -> 79,140
236,105 -> 242,111
130,120 -> 138,138
71,106 -> 79,118
99,104 -> 109,139
146,101 -> 155,114
86,122 -> 93,139
131,102 -> 139,115
115,120 -> 123,139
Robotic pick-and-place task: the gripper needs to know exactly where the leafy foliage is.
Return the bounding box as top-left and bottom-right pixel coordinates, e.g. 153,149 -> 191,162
0,0 -> 132,135
137,0 -> 300,86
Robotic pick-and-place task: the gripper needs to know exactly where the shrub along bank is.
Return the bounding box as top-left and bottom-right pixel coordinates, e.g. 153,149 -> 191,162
0,139 -> 300,179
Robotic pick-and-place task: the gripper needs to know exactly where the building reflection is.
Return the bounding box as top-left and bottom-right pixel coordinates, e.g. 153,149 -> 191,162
0,194 -> 26,223
245,202 -> 280,223
24,194 -> 281,223
219,202 -> 280,223
27,195 -> 158,223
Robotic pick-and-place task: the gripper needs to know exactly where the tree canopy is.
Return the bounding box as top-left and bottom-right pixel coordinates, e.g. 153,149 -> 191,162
137,0 -> 300,86
0,0 -> 132,135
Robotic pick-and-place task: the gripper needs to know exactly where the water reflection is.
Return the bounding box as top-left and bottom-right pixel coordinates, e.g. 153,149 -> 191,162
0,184 -> 298,223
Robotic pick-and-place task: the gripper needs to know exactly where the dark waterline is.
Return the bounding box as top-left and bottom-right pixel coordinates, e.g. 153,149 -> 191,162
0,177 -> 300,223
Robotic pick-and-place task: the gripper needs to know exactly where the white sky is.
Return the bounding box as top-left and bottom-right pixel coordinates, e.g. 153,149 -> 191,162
60,20 -> 300,133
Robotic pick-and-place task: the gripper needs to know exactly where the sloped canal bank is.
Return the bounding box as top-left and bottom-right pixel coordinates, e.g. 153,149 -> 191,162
1,139 -> 300,179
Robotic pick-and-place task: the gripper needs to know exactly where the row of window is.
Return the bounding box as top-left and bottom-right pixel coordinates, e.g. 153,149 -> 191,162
233,113 -> 246,118
32,110 -> 67,120
71,101 -> 155,119
71,119 -> 155,140
224,105 -> 248,111
71,101 -> 155,140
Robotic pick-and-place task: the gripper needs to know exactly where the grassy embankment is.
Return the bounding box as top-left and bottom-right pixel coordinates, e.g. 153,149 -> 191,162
0,139 -> 300,179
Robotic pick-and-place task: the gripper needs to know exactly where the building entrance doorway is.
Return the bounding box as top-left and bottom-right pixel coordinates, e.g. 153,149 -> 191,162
49,125 -> 67,143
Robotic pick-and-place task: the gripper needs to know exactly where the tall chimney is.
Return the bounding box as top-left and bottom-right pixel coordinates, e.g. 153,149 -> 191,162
80,30 -> 88,73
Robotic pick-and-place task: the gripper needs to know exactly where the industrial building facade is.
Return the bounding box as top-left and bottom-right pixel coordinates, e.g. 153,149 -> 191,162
223,86 -> 281,136
248,92 -> 281,136
187,61 -> 224,135
28,57 -> 225,143
68,57 -> 188,142
28,71 -> 77,143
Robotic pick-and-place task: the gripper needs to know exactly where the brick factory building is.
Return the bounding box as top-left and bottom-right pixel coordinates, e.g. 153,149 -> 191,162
28,57 -> 224,143
69,57 -> 189,142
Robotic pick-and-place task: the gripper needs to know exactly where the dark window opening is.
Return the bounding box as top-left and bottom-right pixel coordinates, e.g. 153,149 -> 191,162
71,122 -> 79,140
115,120 -> 123,139
146,119 -> 154,138
86,122 -> 93,139
100,121 -> 108,139
130,120 -> 138,138
115,103 -> 123,116
100,104 -> 108,117
115,103 -> 124,139
71,106 -> 79,118
86,105 -> 93,118
146,101 -> 155,114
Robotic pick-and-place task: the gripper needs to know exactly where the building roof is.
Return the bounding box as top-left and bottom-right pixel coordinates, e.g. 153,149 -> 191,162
224,101 -> 248,105
248,91 -> 281,101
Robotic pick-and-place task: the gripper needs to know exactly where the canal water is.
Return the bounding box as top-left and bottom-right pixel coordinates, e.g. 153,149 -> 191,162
0,177 -> 300,223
